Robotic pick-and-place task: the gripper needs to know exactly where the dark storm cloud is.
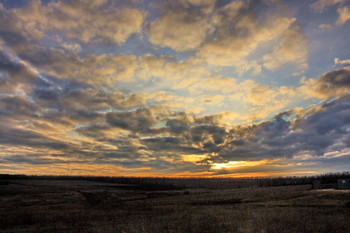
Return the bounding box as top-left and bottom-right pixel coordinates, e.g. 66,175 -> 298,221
304,67 -> 350,98
29,81 -> 106,124
142,136 -> 202,154
190,125 -> 226,145
319,67 -> 350,87
127,114 -> 231,155
106,108 -> 158,132
166,118 -> 190,134
76,111 -> 229,161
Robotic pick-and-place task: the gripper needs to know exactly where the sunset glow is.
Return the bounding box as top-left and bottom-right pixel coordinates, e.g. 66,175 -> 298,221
211,160 -> 269,170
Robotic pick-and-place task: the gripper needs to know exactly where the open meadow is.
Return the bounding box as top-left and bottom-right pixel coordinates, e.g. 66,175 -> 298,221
0,176 -> 349,233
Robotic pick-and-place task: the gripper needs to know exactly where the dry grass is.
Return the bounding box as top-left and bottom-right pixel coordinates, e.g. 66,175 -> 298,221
0,179 -> 349,233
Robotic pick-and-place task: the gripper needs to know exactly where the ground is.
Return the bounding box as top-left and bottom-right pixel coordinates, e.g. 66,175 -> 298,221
0,178 -> 349,233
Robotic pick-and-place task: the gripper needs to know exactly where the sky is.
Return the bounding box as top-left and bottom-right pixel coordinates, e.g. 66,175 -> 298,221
0,0 -> 349,177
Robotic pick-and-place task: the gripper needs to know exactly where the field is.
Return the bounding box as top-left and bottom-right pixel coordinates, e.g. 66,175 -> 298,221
0,177 -> 349,233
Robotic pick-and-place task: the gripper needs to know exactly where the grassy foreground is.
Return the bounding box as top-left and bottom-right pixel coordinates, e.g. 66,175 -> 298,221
0,177 -> 349,233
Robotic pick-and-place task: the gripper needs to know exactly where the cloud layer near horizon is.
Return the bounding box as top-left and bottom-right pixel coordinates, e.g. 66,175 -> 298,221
0,0 -> 349,177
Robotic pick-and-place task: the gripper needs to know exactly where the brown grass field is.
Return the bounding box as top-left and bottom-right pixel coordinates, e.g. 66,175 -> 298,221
0,177 -> 349,233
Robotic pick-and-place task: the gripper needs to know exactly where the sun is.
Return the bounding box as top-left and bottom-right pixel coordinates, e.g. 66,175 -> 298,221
211,160 -> 268,170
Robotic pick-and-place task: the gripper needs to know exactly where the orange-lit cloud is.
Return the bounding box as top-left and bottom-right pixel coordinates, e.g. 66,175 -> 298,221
337,5 -> 350,25
310,0 -> 347,13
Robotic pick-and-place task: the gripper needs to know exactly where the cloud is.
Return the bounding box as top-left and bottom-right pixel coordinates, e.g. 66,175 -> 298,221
337,5 -> 350,25
147,4 -> 214,52
0,48 -> 39,93
0,95 -> 39,123
142,136 -> 198,156
61,42 -> 82,54
3,63 -> 334,170
334,57 -> 350,65
238,85 -> 302,122
178,0 -> 216,14
14,46 -> 138,86
246,84 -> 279,106
0,124 -> 70,151
136,54 -> 210,84
196,3 -> 292,66
318,23 -> 331,29
173,76 -> 240,94
1,0 -> 146,45
0,50 -> 154,168
1,74 -> 349,176
310,0 -> 347,12
106,107 -> 159,133
210,96 -> 350,168
147,0 -> 305,73
263,22 -> 308,71
301,67 -> 350,99
195,3 -> 304,72
171,74 -> 303,123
